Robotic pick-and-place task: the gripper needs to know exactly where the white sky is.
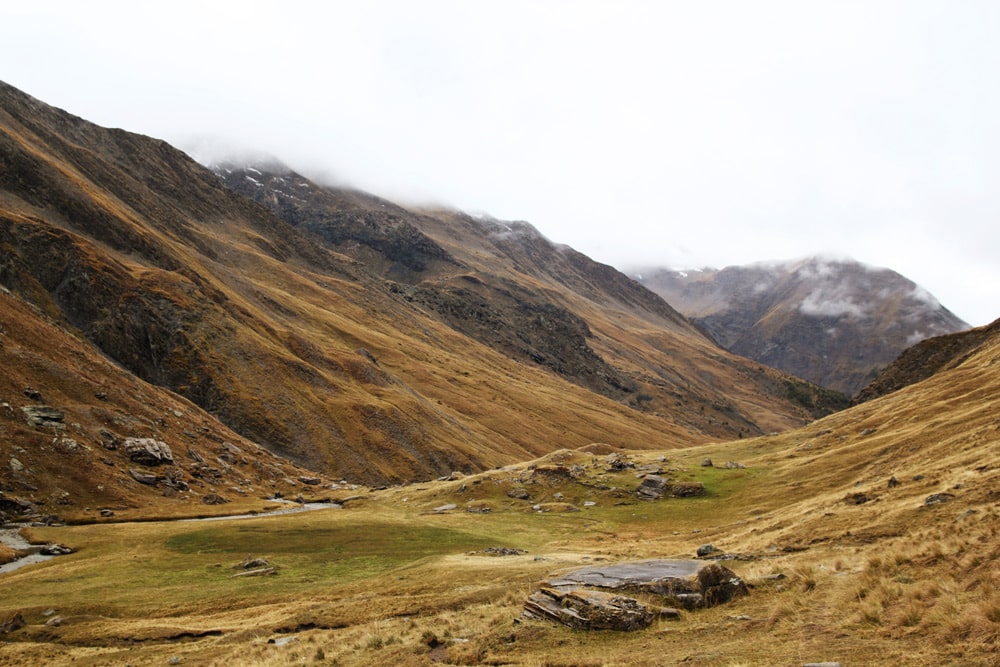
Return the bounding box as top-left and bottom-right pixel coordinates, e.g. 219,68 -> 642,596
3,1 -> 998,325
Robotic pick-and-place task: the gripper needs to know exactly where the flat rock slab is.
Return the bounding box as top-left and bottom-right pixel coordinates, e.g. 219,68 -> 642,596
547,559 -> 703,588
542,559 -> 747,610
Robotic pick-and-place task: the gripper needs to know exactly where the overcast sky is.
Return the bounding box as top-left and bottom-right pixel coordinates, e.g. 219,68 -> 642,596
3,1 -> 998,325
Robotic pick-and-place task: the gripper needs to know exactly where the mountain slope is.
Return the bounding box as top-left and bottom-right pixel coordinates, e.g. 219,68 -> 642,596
1,80 -> 827,497
634,257 -> 969,395
854,316 -> 1000,404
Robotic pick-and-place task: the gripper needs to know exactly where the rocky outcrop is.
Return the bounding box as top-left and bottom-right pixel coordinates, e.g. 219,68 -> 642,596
523,587 -> 668,631
21,406 -> 65,429
124,438 -> 174,466
525,559 -> 747,630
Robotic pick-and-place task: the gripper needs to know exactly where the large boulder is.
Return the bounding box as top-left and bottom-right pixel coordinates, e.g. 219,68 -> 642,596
124,438 -> 174,466
636,475 -> 671,500
539,559 -> 747,612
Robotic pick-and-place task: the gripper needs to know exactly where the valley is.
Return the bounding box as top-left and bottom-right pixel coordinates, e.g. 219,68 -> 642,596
1,80 -> 999,666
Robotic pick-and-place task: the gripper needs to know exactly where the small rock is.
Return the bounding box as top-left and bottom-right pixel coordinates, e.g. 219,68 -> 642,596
237,557 -> 271,569
724,461 -> 745,469
128,469 -> 161,486
843,492 -> 870,505
45,616 -> 64,627
696,544 -> 719,558
298,476 -> 321,486
99,509 -> 115,517
924,492 -> 955,506
433,503 -> 457,512
9,458 -> 24,473
0,612 -> 26,634
23,387 -> 42,400
268,635 -> 298,646
671,481 -> 705,498
40,543 -> 74,555
605,453 -> 633,471
860,428 -> 877,436
888,475 -> 900,488
201,493 -> 229,505
700,458 -> 714,467
483,547 -> 528,557
507,487 -> 530,500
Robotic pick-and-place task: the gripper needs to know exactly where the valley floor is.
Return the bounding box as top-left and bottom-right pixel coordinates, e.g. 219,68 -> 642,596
2,430 -> 998,667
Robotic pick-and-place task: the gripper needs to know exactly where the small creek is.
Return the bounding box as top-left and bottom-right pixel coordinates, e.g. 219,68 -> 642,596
0,527 -> 54,574
0,500 -> 341,575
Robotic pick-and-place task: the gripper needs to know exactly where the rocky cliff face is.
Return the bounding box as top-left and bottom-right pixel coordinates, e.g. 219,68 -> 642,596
1,79 -> 834,497
635,257 -> 969,396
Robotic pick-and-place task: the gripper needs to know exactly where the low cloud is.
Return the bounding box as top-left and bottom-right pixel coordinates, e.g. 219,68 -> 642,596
799,288 -> 868,318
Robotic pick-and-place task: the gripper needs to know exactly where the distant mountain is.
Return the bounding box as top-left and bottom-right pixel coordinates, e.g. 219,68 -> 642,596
633,257 -> 969,396
0,79 -> 837,511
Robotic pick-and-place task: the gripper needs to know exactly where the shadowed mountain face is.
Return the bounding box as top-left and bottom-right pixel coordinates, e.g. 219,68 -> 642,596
1,80 -> 833,501
854,317 -> 1000,404
634,258 -> 969,396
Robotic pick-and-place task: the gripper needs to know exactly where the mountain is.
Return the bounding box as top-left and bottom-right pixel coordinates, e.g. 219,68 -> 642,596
633,257 -> 969,396
0,80 -> 831,507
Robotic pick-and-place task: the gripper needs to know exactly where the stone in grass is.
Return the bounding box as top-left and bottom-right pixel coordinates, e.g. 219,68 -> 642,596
671,481 -> 705,498
696,544 -> 719,558
636,475 -> 670,500
924,492 -> 955,507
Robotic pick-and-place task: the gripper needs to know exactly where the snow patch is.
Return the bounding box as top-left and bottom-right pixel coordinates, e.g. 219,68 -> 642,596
245,175 -> 262,187
245,166 -> 262,175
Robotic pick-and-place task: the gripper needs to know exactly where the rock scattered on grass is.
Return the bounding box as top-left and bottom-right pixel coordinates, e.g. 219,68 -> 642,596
924,492 -> 955,506
482,547 -> 528,557
671,481 -> 705,498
